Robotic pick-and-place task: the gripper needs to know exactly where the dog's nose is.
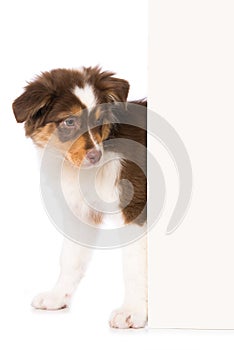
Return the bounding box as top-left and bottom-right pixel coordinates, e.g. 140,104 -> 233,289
86,148 -> 102,164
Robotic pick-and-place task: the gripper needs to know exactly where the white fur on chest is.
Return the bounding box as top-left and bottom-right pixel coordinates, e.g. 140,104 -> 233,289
61,151 -> 124,227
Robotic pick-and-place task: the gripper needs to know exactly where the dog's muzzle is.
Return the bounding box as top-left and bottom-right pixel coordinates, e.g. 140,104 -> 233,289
86,148 -> 102,164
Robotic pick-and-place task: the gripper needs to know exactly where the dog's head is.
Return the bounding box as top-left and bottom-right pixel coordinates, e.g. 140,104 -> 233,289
12,67 -> 129,167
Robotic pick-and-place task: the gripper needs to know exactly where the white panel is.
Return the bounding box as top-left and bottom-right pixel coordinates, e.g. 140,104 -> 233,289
148,0 -> 234,329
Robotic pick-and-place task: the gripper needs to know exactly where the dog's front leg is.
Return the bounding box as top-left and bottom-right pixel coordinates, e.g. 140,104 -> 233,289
109,235 -> 148,328
32,238 -> 92,310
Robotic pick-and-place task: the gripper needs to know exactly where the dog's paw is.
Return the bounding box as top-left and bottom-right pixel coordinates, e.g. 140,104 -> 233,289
31,291 -> 70,310
109,307 -> 147,329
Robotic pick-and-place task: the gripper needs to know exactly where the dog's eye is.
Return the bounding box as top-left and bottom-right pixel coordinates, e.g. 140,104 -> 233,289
58,116 -> 82,142
65,119 -> 75,127
62,116 -> 80,128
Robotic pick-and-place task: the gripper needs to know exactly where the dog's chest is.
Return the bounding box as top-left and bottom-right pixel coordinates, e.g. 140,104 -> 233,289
61,152 -> 123,224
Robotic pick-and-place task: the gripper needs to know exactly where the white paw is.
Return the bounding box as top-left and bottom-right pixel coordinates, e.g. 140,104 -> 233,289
31,291 -> 70,310
109,307 -> 147,329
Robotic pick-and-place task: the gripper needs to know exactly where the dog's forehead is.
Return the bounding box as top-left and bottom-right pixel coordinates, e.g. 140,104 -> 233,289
73,84 -> 97,110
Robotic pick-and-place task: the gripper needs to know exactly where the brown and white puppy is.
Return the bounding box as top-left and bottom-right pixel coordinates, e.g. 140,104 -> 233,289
13,67 -> 147,329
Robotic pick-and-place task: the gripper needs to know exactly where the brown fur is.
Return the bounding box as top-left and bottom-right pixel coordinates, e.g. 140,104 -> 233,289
89,211 -> 103,225
31,122 -> 57,147
13,66 -> 129,134
108,100 -> 147,225
12,67 -> 146,226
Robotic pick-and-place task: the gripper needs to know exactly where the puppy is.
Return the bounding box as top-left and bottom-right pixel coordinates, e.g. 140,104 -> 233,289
13,67 -> 147,328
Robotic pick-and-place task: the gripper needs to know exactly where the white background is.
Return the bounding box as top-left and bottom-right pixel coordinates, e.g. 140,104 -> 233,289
1,0 -> 234,349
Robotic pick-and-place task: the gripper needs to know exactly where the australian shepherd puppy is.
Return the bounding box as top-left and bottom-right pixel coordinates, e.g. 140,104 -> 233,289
13,67 -> 147,329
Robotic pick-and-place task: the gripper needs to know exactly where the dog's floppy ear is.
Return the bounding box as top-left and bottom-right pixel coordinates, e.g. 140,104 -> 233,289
89,67 -> 130,102
103,76 -> 130,102
12,81 -> 53,123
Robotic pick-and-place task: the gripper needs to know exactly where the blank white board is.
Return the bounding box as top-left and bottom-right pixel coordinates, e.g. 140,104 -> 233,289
148,0 -> 234,329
